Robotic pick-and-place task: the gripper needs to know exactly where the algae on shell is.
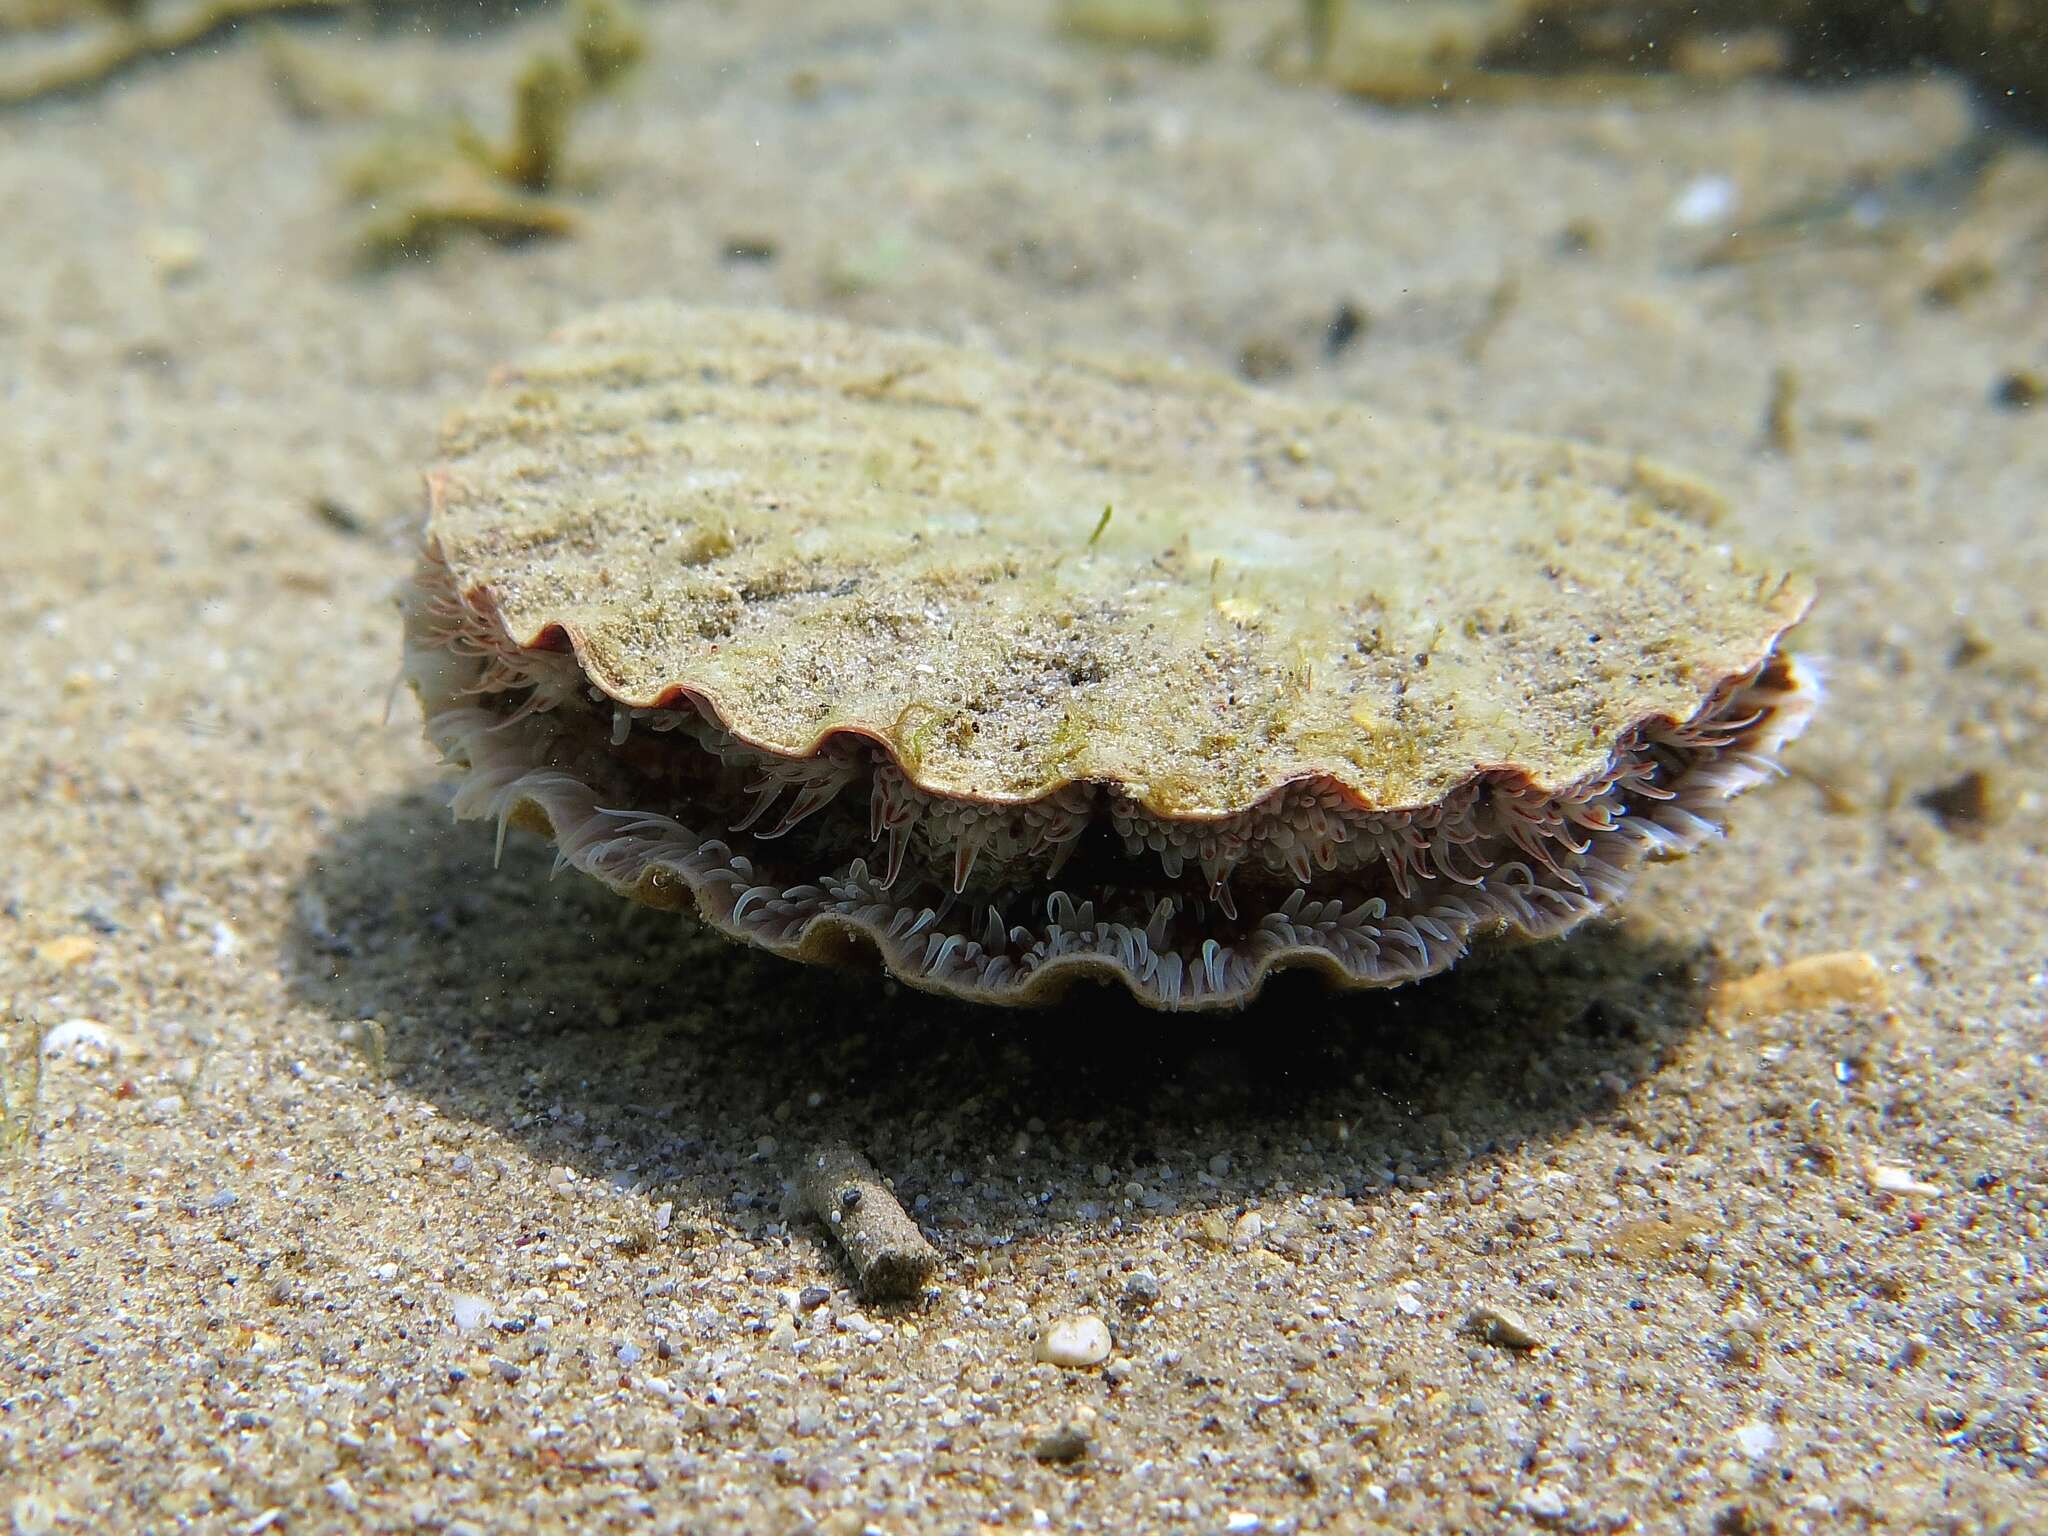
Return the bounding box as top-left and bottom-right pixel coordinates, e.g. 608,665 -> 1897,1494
406,303 -> 1817,1009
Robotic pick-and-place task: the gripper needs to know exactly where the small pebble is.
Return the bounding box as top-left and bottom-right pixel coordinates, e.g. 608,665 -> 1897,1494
1028,1405 -> 1096,1463
1734,1421 -> 1778,1459
797,1285 -> 832,1312
1863,1158 -> 1940,1198
1519,1485 -> 1571,1524
34,935 -> 96,969
1712,951 -> 1888,1019
39,1018 -> 118,1063
489,1357 -> 523,1383
1916,767 -> 2005,833
450,1294 -> 496,1332
1463,1303 -> 1544,1351
1120,1271 -> 1161,1309
1034,1313 -> 1112,1368
1669,173 -> 1737,227
1993,369 -> 2043,409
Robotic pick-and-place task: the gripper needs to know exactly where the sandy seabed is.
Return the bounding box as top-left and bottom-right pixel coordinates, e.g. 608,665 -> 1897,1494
2,3 -> 2044,1531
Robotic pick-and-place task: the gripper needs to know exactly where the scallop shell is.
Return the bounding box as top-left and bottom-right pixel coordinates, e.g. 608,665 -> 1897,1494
404,303 -> 1816,1009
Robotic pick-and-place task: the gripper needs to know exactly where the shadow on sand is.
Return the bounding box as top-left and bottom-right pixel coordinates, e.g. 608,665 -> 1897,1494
287,783 -> 1713,1247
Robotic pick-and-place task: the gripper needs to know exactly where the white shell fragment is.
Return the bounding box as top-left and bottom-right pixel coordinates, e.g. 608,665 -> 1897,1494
1033,1314 -> 1113,1368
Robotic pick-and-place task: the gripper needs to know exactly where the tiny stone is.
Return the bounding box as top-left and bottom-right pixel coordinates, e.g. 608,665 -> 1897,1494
1224,1514 -> 1262,1535
1519,1485 -> 1571,1524
1734,1421 -> 1778,1459
39,1018 -> 118,1062
1324,300 -> 1368,355
1711,951 -> 1888,1020
1916,767 -> 2004,833
1028,1406 -> 1096,1463
1722,1315 -> 1766,1366
35,935 -> 96,969
798,1285 -> 832,1311
1034,1313 -> 1112,1369
1463,1303 -> 1544,1350
450,1294 -> 496,1332
1863,1157 -> 1940,1198
1993,369 -> 2043,409
489,1357 -> 523,1383
1120,1271 -> 1161,1309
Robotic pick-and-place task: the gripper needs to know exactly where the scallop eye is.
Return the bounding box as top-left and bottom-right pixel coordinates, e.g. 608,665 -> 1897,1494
405,306 -> 1814,1009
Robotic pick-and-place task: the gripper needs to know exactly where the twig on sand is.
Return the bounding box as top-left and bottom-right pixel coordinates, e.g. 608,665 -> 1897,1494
798,1141 -> 938,1302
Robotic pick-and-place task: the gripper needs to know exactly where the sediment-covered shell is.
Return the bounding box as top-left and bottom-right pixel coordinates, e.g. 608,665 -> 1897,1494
404,303 -> 1816,1009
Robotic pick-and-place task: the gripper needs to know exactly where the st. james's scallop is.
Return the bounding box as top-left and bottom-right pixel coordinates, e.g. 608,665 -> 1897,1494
403,304 -> 1817,1009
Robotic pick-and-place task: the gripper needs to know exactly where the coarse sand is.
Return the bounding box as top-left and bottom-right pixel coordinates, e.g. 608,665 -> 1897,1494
2,3 -> 2044,1532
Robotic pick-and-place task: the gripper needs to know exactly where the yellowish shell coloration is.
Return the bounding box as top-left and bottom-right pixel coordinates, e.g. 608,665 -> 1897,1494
404,304 -> 1817,1009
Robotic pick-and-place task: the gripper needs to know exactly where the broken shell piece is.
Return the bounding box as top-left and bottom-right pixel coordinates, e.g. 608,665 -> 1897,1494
1463,1303 -> 1545,1350
403,304 -> 1817,1009
1863,1157 -> 1941,1199
1034,1314 -> 1113,1369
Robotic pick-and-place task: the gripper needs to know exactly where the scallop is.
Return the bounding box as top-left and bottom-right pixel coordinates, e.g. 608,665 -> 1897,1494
402,303 -> 1817,1010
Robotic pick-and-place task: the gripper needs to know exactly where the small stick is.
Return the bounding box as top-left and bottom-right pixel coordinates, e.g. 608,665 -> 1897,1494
799,1142 -> 938,1301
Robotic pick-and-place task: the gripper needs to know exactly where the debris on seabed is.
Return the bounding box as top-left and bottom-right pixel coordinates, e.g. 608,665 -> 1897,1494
798,1141 -> 940,1301
1027,1404 -> 1098,1463
1711,951 -> 1889,1020
1463,1302 -> 1545,1351
1862,1156 -> 1940,1199
1054,0 -> 1217,60
1033,1313 -> 1113,1368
